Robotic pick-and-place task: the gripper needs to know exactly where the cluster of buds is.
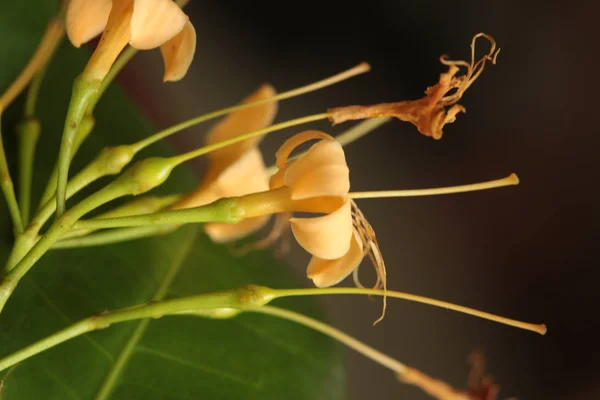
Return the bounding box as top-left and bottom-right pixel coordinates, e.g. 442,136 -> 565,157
0,1 -> 546,400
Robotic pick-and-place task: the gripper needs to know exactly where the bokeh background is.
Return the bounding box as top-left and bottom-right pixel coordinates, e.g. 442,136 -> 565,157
115,2 -> 599,399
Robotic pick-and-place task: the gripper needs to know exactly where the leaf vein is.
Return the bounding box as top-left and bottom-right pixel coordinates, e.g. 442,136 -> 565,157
35,283 -> 114,362
135,345 -> 261,389
118,381 -> 192,400
93,228 -> 198,400
39,365 -> 81,400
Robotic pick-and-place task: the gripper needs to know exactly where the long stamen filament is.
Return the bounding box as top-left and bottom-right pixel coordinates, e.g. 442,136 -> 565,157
249,305 -> 407,373
350,173 -> 519,199
269,287 -> 547,335
130,63 -> 369,153
168,113 -> 330,166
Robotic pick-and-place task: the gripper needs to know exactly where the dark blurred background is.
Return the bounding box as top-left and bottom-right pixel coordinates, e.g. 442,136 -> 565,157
117,2 -> 599,399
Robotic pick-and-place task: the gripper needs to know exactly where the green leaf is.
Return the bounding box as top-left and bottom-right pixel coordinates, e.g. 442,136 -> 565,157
0,3 -> 344,399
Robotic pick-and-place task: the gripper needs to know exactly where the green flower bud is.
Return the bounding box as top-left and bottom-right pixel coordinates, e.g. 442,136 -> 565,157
115,157 -> 176,196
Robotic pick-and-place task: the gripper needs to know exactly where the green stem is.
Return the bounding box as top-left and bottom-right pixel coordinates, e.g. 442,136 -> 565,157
59,194 -> 181,241
0,280 -> 546,373
35,145 -> 136,233
55,76 -> 100,216
38,114 -> 95,209
74,197 -> 240,231
38,62 -> 365,218
0,285 -> 271,373
53,225 -> 178,249
3,155 -> 190,295
0,111 -> 23,233
16,118 -> 40,225
0,183 -> 130,312
5,143 -> 136,271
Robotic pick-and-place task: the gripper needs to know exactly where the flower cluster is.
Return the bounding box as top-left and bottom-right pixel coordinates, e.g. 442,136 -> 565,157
0,2 -> 546,400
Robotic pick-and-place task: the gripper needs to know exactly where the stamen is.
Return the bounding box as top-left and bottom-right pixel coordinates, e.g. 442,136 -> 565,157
349,174 -> 519,199
168,115 -> 330,167
270,287 -> 547,335
250,306 -> 489,400
351,200 -> 388,325
249,305 -> 408,374
439,33 -> 500,106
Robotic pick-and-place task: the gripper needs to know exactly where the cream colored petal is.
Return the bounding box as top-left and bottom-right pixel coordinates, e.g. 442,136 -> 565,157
172,183 -> 221,210
284,139 -> 349,199
307,231 -> 364,287
66,0 -> 112,47
204,216 -> 271,244
160,21 -> 196,82
290,200 -> 352,260
268,165 -> 287,190
213,147 -> 270,196
289,164 -> 349,200
171,148 -> 268,210
207,85 -> 278,162
130,0 -> 188,49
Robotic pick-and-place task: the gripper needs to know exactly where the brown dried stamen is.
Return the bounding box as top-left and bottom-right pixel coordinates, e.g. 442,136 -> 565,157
351,200 -> 388,325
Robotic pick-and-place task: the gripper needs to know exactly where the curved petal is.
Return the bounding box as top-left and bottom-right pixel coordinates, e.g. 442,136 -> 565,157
307,231 -> 364,287
274,130 -> 333,170
160,21 -> 196,82
204,216 -> 271,244
284,139 -> 349,199
130,0 -> 188,49
290,200 -> 353,260
66,0 -> 112,47
207,85 -> 278,162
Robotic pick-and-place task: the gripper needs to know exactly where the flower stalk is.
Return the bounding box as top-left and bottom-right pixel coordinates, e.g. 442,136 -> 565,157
55,75 -> 101,216
0,111 -> 24,233
0,283 -> 545,375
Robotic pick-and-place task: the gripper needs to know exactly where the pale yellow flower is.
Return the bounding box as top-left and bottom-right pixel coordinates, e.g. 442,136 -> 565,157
269,131 -> 365,287
172,85 -> 278,243
66,0 -> 196,81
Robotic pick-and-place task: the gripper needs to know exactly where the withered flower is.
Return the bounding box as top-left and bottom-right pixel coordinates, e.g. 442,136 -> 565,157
328,33 -> 500,139
399,351 -> 503,400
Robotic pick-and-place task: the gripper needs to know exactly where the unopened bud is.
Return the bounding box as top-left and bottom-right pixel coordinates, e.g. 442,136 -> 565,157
95,145 -> 135,175
115,157 -> 176,195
